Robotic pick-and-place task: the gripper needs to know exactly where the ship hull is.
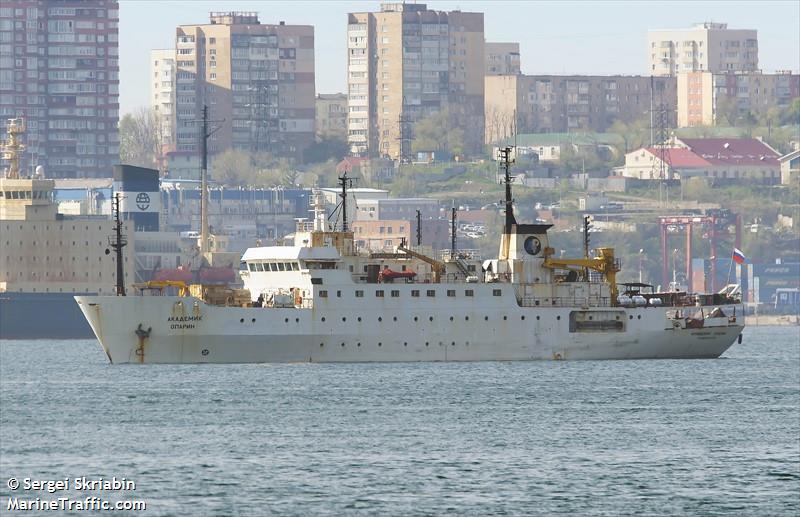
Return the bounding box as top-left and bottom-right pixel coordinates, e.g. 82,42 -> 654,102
1,292 -> 95,339
76,295 -> 744,364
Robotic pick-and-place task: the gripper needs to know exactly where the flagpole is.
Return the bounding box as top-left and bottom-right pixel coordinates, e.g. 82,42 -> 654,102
725,253 -> 733,289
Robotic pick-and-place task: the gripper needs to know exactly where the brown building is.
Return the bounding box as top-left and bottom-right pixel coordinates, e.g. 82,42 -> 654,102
315,93 -> 347,140
347,3 -> 484,159
677,70 -> 799,127
0,0 -> 119,178
485,74 -> 677,143
173,12 -> 315,162
352,218 -> 449,252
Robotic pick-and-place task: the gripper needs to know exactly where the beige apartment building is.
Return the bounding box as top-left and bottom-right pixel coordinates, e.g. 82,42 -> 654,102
315,93 -> 347,139
485,74 -> 677,143
648,22 -> 758,77
173,12 -> 314,162
347,3 -> 484,159
677,70 -> 800,127
150,49 -> 176,161
485,42 -> 520,75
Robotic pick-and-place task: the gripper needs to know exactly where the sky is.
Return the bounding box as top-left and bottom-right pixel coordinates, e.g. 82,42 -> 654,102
119,0 -> 800,115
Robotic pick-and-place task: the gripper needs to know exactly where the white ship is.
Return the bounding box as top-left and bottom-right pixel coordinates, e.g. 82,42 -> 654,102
76,150 -> 744,363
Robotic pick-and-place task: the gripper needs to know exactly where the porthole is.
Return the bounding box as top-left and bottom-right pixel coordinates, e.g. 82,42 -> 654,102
465,316 -> 469,321
404,342 -> 408,347
284,318 -> 289,323
342,317 -> 347,322
240,318 -> 244,323
503,316 -> 507,321
393,316 -> 397,321
378,342 -> 382,347
378,317 -> 383,322
629,315 -> 633,320
484,316 -> 488,321
588,316 -> 593,321
536,316 -> 540,321
637,315 -> 642,320
451,341 -> 455,346
357,343 -> 361,347
321,317 -> 326,322
341,342 -> 345,347
449,316 -> 454,321
425,342 -> 429,346
295,318 -> 299,323
320,343 -> 324,347
521,315 -> 525,320
251,318 -> 256,323
557,316 -> 561,320
357,317 -> 362,322
429,316 -> 433,322
414,316 -> 418,322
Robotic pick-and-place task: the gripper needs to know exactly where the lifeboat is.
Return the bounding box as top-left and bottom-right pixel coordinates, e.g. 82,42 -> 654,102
152,265 -> 193,283
378,267 -> 417,283
199,266 -> 236,284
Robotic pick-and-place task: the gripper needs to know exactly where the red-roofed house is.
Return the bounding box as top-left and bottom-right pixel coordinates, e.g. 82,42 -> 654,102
622,137 -> 782,184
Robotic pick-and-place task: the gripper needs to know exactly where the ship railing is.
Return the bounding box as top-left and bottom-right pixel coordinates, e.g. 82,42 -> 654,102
518,296 -> 613,308
439,249 -> 481,261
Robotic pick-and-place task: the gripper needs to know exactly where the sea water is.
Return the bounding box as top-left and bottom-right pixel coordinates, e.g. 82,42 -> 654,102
1,326 -> 798,515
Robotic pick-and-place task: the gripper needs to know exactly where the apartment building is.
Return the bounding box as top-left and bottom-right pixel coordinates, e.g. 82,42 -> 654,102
0,0 -> 119,178
315,93 -> 347,139
677,70 -> 800,127
173,12 -> 314,162
150,49 -> 175,159
347,3 -> 484,158
485,74 -> 677,143
485,42 -> 520,75
648,22 -> 758,77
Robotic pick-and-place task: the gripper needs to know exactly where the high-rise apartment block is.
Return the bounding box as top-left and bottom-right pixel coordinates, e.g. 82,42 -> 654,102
677,70 -> 799,127
170,12 -> 314,162
485,74 -> 677,143
0,0 -> 119,178
347,3 -> 485,159
315,93 -> 347,139
485,42 -> 520,75
648,22 -> 758,77
150,49 -> 176,159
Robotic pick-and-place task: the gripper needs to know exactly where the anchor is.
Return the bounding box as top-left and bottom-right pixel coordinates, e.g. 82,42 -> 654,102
135,324 -> 152,362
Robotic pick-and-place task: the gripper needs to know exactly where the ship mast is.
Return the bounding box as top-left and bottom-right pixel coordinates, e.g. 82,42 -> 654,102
200,105 -> 210,255
337,171 -> 354,232
1,118 -> 25,179
499,146 -> 516,233
109,193 -> 127,296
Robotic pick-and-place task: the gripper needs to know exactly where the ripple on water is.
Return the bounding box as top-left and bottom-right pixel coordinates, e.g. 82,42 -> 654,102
0,328 -> 798,515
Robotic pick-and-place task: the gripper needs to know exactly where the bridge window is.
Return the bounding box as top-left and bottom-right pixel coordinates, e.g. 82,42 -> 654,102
391,290 -> 399,297
269,263 -> 278,271
255,263 -> 264,272
426,290 -> 436,297
493,289 -> 502,296
465,290 -> 474,297
277,263 -> 285,271
291,262 -> 299,271
376,290 -> 384,297
411,290 -> 419,297
447,290 -> 456,297
248,263 -> 256,272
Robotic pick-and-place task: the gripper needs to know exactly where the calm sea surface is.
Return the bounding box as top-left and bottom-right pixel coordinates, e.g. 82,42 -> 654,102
1,326 -> 798,516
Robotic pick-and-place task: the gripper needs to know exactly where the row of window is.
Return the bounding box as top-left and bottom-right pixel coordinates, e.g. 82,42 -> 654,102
247,261 -> 300,272
319,289 -> 501,298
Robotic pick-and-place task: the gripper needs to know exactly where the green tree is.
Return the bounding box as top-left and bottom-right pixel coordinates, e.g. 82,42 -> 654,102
411,108 -> 467,159
118,107 -> 160,169
303,137 -> 348,164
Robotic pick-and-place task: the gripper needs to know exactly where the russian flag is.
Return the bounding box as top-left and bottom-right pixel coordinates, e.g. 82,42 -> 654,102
732,247 -> 746,265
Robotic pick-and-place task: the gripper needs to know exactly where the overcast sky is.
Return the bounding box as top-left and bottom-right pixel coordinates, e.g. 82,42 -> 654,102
119,0 -> 800,114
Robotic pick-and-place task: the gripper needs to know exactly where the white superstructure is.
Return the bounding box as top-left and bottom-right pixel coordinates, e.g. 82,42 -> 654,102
76,165 -> 744,364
